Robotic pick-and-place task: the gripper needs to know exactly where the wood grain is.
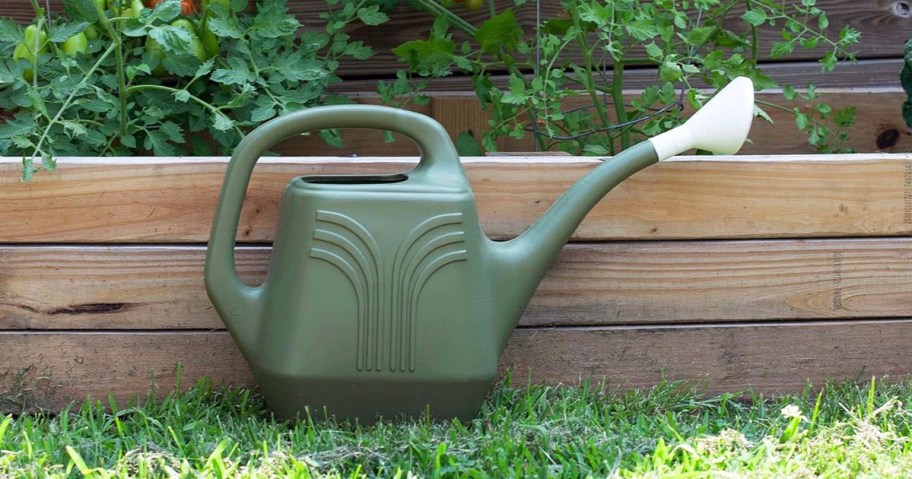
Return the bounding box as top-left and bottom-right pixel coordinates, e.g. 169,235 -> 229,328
0,154 -> 909,242
4,320 -> 912,410
1,239 -> 910,330
3,1 -> 907,76
332,59 -> 907,93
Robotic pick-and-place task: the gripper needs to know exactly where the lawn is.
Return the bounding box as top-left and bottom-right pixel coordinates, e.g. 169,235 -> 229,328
2,375 -> 912,478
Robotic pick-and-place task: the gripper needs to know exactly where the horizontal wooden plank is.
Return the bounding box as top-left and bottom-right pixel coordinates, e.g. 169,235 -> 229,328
1,239 -> 909,330
501,320 -> 912,391
3,1 -> 906,76
280,90 -> 912,156
332,59 -> 907,93
0,332 -> 252,412
0,154 -> 909,242
5,319 -> 912,410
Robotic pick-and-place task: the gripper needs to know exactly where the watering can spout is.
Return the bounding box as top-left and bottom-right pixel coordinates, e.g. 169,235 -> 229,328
489,77 -> 754,341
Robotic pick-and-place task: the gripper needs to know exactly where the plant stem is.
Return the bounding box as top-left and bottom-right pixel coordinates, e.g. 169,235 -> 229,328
612,61 -> 630,150
94,1 -> 129,137
744,1 -> 759,64
567,1 -> 613,151
31,44 -> 117,157
410,0 -> 477,37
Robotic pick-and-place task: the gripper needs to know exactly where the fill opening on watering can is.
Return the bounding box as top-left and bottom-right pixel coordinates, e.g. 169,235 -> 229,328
300,173 -> 409,185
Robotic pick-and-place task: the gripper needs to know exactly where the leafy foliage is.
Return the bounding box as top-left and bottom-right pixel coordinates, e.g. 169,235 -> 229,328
0,0 -> 389,179
386,0 -> 860,155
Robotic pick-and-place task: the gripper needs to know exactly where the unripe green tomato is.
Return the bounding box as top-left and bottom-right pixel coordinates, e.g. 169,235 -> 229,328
465,0 -> 482,10
199,20 -> 218,58
85,25 -> 99,40
60,32 -> 89,56
144,36 -> 167,76
16,25 -> 48,81
23,25 -> 49,54
171,19 -> 207,61
107,0 -> 144,17
13,44 -> 35,81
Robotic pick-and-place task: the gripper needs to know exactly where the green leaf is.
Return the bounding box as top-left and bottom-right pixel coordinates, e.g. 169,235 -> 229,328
159,121 -> 184,143
583,144 -> 609,155
161,54 -> 202,76
901,64 -> 912,96
144,129 -> 180,156
770,41 -> 794,58
342,41 -> 372,60
0,62 -> 15,86
149,0 -> 183,22
644,42 -> 663,60
794,112 -> 810,130
208,13 -> 244,39
270,56 -> 327,82
454,130 -> 484,156
741,9 -> 767,27
212,57 -> 255,86
48,22 -> 89,43
903,101 -> 912,129
391,38 -> 455,72
685,26 -> 714,47
753,105 -> 773,125
121,134 -> 137,149
475,9 -> 522,55
783,85 -> 797,100
174,89 -> 191,103
41,155 -> 57,171
66,446 -> 92,475
126,63 -> 152,80
319,128 -> 344,148
252,2 -> 300,39
659,61 -> 682,82
64,0 -> 100,24
250,102 -> 275,122
212,112 -> 234,131
0,416 -> 10,446
625,18 -> 660,41
356,5 -> 389,26
21,157 -> 39,182
147,25 -> 193,52
60,120 -> 87,137
818,12 -> 829,29
194,59 -> 215,78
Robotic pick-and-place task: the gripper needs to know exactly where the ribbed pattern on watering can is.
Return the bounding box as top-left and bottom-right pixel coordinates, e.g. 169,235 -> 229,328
309,210 -> 467,373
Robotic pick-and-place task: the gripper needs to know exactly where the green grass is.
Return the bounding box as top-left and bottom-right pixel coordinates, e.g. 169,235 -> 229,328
2,376 -> 912,478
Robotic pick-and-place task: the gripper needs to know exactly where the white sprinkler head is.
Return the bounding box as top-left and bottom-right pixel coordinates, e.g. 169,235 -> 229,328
649,76 -> 755,161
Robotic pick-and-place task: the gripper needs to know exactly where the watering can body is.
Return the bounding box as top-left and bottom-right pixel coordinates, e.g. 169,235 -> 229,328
255,176 -> 501,419
206,78 -> 755,421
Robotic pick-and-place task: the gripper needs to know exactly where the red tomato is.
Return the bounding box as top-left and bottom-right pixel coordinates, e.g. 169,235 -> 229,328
145,0 -> 194,14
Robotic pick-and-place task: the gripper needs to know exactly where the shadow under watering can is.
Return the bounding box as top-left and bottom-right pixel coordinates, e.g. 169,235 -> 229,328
205,77 -> 756,422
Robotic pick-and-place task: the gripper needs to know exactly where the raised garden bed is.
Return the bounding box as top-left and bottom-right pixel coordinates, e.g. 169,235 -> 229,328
1,153 -> 911,411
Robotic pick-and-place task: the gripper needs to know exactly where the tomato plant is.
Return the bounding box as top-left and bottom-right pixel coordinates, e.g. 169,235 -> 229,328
389,0 -> 861,155
0,0 -> 391,179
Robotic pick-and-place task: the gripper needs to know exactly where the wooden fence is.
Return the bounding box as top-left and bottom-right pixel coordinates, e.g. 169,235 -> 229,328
0,153 -> 911,410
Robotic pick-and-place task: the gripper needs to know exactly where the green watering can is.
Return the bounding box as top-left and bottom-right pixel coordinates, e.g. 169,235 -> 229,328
206,77 -> 755,421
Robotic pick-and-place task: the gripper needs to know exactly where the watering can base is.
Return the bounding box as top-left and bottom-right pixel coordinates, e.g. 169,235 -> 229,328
257,372 -> 495,423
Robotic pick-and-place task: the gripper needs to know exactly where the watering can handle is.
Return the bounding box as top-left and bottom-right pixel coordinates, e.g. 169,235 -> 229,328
205,105 -> 467,346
